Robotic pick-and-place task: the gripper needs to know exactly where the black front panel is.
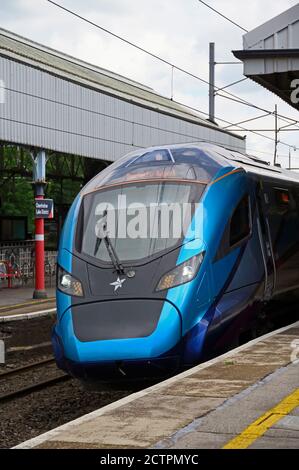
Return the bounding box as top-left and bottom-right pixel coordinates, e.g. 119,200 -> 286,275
72,299 -> 165,342
87,258 -> 163,297
71,245 -> 182,304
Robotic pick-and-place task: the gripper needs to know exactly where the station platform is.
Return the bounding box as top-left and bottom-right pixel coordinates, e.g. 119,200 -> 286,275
15,321 -> 299,449
0,288 -> 55,321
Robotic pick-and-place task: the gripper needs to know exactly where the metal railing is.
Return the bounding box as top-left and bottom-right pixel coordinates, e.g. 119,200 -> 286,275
0,242 -> 57,288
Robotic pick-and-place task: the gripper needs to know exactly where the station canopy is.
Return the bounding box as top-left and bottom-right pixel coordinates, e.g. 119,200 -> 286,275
233,4 -> 299,110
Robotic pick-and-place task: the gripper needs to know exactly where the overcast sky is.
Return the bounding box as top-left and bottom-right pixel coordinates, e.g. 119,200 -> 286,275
1,0 -> 299,165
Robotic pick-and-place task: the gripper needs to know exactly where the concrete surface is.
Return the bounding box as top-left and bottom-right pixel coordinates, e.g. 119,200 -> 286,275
0,287 -> 55,307
0,287 -> 55,318
158,361 -> 298,448
15,321 -> 299,450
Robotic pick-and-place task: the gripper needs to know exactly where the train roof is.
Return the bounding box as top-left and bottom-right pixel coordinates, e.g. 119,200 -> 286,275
82,142 -> 299,194
193,142 -> 299,184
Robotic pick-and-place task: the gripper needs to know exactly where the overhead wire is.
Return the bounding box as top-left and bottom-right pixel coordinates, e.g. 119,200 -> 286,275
46,0 -> 298,152
195,0 -> 248,33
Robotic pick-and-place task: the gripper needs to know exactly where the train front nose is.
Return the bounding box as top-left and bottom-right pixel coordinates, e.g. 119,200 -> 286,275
54,298 -> 182,379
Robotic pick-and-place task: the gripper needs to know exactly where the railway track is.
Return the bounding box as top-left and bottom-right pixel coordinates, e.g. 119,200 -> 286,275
0,357 -> 55,378
0,357 -> 71,404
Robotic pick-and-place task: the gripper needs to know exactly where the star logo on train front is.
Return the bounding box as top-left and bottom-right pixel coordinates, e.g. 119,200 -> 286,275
110,277 -> 126,292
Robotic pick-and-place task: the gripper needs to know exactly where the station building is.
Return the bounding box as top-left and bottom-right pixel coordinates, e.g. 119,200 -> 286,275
233,3 -> 299,111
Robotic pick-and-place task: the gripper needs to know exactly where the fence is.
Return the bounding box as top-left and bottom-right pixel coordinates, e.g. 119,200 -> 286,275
0,241 -> 57,288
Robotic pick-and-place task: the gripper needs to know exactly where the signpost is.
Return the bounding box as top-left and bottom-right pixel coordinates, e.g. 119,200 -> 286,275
32,149 -> 50,300
34,198 -> 54,298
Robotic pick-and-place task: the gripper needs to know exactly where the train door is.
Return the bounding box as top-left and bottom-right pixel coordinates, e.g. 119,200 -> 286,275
256,182 -> 276,300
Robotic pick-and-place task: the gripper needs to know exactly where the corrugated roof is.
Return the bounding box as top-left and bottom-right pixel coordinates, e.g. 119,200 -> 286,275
233,5 -> 299,110
242,4 -> 299,50
0,27 -> 240,138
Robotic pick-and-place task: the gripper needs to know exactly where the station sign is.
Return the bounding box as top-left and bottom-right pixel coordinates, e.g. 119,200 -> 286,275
35,199 -> 54,219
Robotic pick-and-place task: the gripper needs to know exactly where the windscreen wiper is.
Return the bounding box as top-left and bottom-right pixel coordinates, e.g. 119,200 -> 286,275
103,234 -> 125,275
94,210 -> 125,274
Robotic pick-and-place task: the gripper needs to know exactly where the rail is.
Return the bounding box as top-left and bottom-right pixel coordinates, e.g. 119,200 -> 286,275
0,375 -> 70,404
0,358 -> 55,378
0,358 -> 70,404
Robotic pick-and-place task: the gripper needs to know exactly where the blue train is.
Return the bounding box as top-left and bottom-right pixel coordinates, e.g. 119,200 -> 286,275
52,143 -> 299,383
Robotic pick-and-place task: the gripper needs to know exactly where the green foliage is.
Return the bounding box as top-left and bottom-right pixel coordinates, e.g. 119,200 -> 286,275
1,178 -> 35,232
0,146 -> 85,234
0,147 -> 34,232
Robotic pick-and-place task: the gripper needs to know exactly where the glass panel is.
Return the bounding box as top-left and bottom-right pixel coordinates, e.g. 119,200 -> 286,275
128,149 -> 172,165
82,146 -> 224,193
80,182 -> 205,263
229,196 -> 250,246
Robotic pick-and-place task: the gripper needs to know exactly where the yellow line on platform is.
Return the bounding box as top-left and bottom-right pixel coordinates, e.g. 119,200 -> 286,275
223,388 -> 299,449
0,297 -> 55,312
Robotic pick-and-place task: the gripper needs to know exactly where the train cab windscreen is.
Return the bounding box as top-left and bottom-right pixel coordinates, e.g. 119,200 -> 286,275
78,181 -> 205,263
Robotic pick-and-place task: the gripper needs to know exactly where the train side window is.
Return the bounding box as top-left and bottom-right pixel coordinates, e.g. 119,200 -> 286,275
275,188 -> 290,206
229,196 -> 251,247
294,190 -> 299,210
273,187 -> 294,215
214,195 -> 251,262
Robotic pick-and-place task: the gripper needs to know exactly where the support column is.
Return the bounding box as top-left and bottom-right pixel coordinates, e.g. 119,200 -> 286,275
209,42 -> 215,123
274,104 -> 278,165
32,150 -> 47,299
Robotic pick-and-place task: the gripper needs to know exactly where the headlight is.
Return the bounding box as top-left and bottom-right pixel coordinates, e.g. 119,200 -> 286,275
156,252 -> 205,292
57,267 -> 83,297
